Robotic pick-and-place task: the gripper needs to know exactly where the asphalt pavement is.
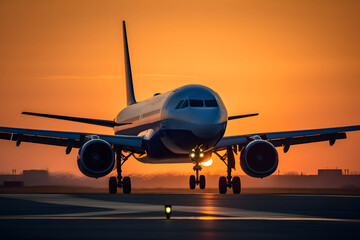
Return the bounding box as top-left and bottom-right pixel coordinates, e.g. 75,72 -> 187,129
0,193 -> 359,239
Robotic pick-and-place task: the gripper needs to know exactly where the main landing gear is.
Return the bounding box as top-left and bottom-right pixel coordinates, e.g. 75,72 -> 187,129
109,149 -> 133,194
189,146 -> 206,190
214,146 -> 241,194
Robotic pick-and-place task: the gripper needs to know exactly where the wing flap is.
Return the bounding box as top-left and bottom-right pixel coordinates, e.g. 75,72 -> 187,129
263,125 -> 360,140
215,125 -> 359,151
0,132 -> 12,140
0,126 -> 143,150
0,126 -> 81,140
15,134 -> 81,148
270,132 -> 346,148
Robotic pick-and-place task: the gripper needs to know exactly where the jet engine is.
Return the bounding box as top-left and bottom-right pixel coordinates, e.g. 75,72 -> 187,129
77,139 -> 115,178
240,140 -> 278,178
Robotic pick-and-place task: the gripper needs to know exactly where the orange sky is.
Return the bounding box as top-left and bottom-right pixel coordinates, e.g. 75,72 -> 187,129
0,0 -> 359,178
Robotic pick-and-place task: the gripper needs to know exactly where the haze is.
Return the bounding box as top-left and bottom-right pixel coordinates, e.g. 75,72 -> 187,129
0,0 -> 359,178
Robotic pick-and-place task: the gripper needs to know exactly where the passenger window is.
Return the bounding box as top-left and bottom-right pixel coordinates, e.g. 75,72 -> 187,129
190,100 -> 204,107
180,100 -> 189,108
204,99 -> 218,107
175,100 -> 184,109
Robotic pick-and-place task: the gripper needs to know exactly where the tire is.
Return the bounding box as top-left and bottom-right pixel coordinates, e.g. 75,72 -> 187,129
109,177 -> 117,194
189,175 -> 196,189
199,175 -> 206,189
232,176 -> 241,194
219,176 -> 227,194
123,177 -> 131,194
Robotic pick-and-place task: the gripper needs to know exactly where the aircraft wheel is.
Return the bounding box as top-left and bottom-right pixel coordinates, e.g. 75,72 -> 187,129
232,176 -> 241,194
219,176 -> 227,194
123,177 -> 131,194
109,177 -> 117,194
189,175 -> 196,189
199,175 -> 206,189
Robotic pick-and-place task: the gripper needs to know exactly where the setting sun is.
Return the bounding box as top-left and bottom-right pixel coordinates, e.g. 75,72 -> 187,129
201,159 -> 213,167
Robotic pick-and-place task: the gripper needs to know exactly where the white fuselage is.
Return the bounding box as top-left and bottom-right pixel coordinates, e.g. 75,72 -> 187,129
113,84 -> 228,163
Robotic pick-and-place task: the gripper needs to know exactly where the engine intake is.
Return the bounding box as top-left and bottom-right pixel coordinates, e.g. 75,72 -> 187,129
77,139 -> 115,178
240,140 -> 278,178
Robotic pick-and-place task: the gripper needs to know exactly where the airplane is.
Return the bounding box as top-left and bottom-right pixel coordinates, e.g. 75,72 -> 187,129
0,21 -> 359,194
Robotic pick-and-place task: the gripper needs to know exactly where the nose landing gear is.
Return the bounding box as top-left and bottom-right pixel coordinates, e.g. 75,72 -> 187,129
109,149 -> 133,194
189,163 -> 206,189
214,146 -> 241,194
189,146 -> 206,190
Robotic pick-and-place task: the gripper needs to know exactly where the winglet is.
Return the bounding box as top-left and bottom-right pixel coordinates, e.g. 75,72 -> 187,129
122,21 -> 137,105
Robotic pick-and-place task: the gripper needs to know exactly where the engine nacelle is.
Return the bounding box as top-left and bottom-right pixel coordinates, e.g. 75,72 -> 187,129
77,139 -> 115,178
240,140 -> 278,178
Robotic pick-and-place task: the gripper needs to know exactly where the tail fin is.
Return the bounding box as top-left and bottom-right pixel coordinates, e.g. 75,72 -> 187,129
122,21 -> 136,105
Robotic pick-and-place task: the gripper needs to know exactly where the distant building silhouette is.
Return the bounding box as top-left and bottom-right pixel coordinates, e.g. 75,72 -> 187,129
0,169 -> 49,187
318,169 -> 342,177
0,168 -> 359,189
23,170 -> 49,186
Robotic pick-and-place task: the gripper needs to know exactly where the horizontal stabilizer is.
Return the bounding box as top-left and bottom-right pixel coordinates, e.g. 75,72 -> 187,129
228,113 -> 259,120
22,112 -> 129,128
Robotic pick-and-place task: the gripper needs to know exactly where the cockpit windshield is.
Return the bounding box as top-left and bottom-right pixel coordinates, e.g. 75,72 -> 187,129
189,100 -> 204,107
175,99 -> 218,109
204,99 -> 218,107
175,100 -> 184,109
180,100 -> 188,108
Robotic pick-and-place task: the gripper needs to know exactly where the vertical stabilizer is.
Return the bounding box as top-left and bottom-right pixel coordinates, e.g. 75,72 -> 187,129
122,21 -> 137,105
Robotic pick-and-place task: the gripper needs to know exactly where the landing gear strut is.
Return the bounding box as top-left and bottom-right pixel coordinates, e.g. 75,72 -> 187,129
109,149 -> 133,194
189,146 -> 206,190
189,163 -> 206,189
214,146 -> 241,194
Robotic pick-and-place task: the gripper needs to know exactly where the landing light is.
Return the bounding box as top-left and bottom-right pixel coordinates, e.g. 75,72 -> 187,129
199,153 -> 204,158
201,158 -> 213,166
190,153 -> 195,158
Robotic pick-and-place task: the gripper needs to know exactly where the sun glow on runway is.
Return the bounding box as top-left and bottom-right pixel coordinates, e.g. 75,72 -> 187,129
201,158 -> 213,166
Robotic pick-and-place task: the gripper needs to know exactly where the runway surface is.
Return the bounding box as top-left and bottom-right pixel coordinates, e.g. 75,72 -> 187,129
0,193 -> 359,239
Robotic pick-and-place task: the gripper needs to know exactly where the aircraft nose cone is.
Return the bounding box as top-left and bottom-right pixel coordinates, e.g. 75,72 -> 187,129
190,110 -> 224,139
192,123 -> 222,139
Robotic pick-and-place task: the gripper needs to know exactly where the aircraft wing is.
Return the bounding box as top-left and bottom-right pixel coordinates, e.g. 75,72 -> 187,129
214,125 -> 360,152
0,126 -> 143,153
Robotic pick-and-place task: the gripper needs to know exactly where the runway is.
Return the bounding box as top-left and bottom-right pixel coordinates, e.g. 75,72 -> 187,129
0,193 -> 359,239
